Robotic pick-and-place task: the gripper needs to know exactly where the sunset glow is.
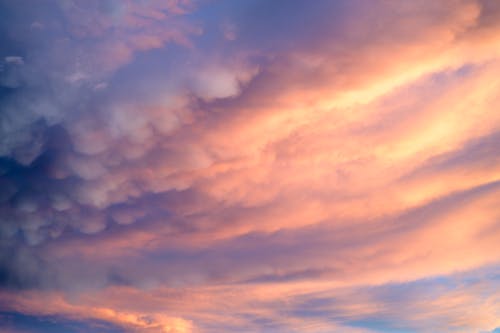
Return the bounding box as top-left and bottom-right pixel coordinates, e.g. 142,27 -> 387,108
1,1 -> 500,332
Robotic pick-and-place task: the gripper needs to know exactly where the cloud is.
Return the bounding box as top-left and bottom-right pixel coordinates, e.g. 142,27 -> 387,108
0,0 -> 198,165
1,266 -> 499,332
1,0 -> 500,332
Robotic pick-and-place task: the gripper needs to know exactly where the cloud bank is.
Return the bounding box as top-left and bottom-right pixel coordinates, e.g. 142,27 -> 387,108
1,0 -> 500,332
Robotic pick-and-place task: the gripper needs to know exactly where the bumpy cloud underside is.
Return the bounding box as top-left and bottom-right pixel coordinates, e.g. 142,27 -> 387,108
1,1 -> 500,332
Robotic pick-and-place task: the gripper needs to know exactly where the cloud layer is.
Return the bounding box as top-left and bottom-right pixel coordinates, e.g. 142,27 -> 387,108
1,0 -> 500,332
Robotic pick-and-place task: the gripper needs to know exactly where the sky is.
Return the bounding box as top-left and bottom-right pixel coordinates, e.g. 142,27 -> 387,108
0,0 -> 500,332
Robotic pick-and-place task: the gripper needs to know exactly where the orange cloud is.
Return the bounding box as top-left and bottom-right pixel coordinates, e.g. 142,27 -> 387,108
2,1 -> 500,333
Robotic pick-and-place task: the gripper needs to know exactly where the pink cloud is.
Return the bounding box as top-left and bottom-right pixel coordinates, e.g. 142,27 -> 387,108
2,1 -> 500,333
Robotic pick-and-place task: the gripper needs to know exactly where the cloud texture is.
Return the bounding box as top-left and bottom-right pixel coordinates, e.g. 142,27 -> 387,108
1,0 -> 500,332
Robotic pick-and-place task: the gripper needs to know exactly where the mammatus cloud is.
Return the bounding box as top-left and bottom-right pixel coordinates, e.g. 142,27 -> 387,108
1,0 -> 500,332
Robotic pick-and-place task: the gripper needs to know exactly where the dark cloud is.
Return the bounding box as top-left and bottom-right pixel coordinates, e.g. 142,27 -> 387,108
0,311 -> 125,333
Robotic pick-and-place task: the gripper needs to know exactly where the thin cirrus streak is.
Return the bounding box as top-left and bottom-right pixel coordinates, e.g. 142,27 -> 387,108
0,0 -> 499,332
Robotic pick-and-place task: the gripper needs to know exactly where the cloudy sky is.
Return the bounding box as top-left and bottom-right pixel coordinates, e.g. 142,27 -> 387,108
1,0 -> 500,332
